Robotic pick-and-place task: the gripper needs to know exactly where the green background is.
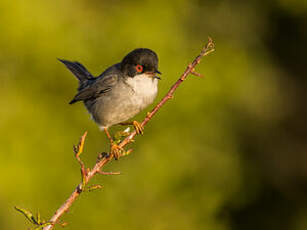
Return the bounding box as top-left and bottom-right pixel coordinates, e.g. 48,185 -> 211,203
1,0 -> 307,229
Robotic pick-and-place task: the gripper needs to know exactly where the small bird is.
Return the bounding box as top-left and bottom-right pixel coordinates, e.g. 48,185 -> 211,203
58,48 -> 161,158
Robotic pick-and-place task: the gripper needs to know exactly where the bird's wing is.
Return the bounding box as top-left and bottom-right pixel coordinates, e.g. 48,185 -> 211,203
69,74 -> 118,104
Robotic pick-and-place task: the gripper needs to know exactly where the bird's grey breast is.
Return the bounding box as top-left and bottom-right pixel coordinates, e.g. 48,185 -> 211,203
87,73 -> 158,128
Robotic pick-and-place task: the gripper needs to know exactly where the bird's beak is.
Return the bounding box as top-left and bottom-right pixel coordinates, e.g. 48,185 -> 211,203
154,76 -> 161,80
154,69 -> 162,80
155,70 -> 162,75
146,70 -> 162,80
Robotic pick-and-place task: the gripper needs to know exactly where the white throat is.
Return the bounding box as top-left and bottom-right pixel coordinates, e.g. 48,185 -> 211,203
126,73 -> 158,93
125,73 -> 158,109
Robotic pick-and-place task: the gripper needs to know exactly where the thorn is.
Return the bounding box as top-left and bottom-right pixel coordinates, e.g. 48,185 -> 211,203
59,221 -> 68,227
123,148 -> 133,156
97,171 -> 121,175
190,71 -> 203,78
86,184 -> 103,192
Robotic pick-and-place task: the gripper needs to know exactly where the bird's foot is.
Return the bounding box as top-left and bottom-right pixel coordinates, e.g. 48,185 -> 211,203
119,121 -> 144,135
132,120 -> 144,135
110,142 -> 123,160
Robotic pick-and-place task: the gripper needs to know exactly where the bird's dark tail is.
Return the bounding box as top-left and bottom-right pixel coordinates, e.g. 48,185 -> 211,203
58,59 -> 94,82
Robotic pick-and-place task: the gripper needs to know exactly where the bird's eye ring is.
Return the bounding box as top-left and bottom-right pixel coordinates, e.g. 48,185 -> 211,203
135,64 -> 143,73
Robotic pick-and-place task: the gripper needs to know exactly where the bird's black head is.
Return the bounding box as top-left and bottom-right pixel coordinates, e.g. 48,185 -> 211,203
121,48 -> 161,78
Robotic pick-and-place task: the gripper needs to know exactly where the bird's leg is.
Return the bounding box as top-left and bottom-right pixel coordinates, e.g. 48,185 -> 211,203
119,120 -> 144,135
103,127 -> 122,159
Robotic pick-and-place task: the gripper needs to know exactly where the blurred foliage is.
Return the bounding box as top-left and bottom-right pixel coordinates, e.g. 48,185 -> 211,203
0,0 -> 306,230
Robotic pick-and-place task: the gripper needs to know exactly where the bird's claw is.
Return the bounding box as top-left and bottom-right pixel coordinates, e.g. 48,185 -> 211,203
110,143 -> 123,160
133,121 -> 144,135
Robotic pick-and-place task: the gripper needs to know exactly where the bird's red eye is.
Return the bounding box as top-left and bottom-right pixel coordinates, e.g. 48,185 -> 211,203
135,64 -> 143,73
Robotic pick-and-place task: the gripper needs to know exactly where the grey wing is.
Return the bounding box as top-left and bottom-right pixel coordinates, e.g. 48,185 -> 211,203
69,74 -> 118,104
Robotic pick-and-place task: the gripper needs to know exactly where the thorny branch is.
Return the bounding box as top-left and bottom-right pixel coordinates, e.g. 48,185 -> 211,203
17,38 -> 215,230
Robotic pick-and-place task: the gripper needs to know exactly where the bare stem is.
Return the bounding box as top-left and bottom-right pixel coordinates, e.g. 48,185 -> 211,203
42,38 -> 214,230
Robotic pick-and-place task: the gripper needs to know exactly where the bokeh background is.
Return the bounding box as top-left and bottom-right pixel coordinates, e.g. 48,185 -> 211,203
1,0 -> 307,229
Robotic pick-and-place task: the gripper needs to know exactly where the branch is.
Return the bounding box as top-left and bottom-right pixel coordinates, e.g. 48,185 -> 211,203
38,38 -> 214,230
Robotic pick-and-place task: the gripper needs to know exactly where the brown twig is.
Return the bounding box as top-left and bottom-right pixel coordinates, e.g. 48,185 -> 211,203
97,171 -> 121,175
42,38 -> 214,230
74,131 -> 88,192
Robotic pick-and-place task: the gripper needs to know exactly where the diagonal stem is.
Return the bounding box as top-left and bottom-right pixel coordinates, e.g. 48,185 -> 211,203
43,37 -> 214,230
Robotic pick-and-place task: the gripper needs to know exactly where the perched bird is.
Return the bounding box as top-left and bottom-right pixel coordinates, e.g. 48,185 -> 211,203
58,48 -> 161,158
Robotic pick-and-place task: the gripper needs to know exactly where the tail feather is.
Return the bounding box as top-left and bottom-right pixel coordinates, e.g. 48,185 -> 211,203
58,58 -> 94,82
69,98 -> 77,104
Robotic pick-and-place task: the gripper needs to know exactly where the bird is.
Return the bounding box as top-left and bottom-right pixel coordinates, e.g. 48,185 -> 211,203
58,48 -> 161,159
